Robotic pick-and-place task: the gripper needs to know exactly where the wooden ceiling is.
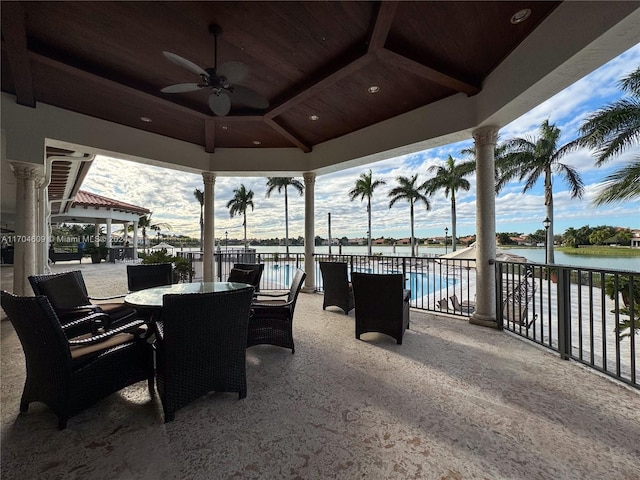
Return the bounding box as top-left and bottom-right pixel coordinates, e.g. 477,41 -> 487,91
1,1 -> 560,154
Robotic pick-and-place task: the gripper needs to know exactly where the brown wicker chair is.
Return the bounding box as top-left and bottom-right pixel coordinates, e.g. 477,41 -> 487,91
229,263 -> 264,293
0,291 -> 154,430
127,263 -> 173,292
319,261 -> 354,314
29,270 -> 137,336
248,268 -> 306,353
154,286 -> 255,422
351,272 -> 410,345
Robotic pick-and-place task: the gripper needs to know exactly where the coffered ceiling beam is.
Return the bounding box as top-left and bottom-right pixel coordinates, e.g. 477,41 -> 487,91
367,1 -> 399,52
1,4 -> 35,107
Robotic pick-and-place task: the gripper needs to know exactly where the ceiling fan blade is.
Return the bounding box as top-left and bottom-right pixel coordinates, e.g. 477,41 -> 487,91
217,61 -> 249,84
209,93 -> 231,116
162,51 -> 208,77
230,85 -> 269,109
161,83 -> 202,93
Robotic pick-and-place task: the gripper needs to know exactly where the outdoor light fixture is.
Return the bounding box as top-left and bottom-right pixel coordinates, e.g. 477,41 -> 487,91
140,116 -> 152,123
543,217 -> 551,264
510,8 -> 531,24
444,227 -> 449,254
225,230 -> 228,253
309,115 -> 319,121
368,85 -> 380,94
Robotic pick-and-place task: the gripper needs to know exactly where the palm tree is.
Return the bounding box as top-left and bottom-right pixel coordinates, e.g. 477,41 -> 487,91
193,188 -> 204,250
137,213 -> 172,253
387,174 -> 430,257
575,67 -> 640,204
348,170 -> 386,256
422,155 -> 475,252
496,119 -> 584,263
226,184 -> 255,249
265,177 -> 304,256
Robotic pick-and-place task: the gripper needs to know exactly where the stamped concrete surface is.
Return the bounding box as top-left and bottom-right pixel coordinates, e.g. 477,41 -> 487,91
1,262 -> 639,479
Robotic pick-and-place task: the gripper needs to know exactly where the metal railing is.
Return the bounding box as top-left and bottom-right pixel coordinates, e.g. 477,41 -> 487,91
497,261 -> 638,389
178,250 -> 638,389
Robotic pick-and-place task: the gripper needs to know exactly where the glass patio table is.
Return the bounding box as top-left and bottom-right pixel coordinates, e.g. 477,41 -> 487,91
124,282 -> 252,309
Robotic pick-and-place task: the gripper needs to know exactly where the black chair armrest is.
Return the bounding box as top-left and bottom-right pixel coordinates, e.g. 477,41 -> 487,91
58,304 -> 101,315
154,320 -> 164,342
61,311 -> 110,335
68,319 -> 146,347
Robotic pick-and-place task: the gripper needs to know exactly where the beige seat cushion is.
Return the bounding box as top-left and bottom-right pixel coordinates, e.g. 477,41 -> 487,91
69,332 -> 135,359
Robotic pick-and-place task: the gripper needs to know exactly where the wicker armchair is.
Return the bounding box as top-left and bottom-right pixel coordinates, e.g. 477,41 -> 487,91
154,286 -> 255,422
229,263 -> 264,293
351,272 -> 411,345
127,263 -> 173,292
319,261 -> 354,314
248,268 -> 306,353
29,270 -> 137,336
0,291 -> 154,430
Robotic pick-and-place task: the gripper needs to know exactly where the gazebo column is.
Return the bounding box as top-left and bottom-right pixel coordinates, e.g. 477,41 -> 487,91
132,220 -> 139,260
202,172 -> 216,282
105,219 -> 112,248
302,172 -> 316,293
470,126 -> 499,328
36,177 -> 49,272
11,162 -> 43,295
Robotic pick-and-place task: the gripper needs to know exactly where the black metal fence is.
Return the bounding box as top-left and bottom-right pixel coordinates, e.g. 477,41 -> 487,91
179,250 -> 638,389
497,261 -> 638,389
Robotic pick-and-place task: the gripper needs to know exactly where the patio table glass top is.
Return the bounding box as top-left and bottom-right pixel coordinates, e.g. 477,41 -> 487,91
124,282 -> 251,309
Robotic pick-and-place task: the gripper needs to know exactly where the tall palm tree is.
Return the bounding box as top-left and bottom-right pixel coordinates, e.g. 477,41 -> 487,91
496,119 -> 584,263
137,213 -> 172,253
193,188 -> 204,250
348,170 -> 386,256
422,155 -> 475,252
575,67 -> 640,204
226,184 -> 255,249
265,177 -> 304,256
388,174 -> 430,257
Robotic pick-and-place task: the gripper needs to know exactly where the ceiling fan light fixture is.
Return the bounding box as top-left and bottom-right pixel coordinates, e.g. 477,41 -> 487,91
510,8 -> 531,24
368,85 -> 380,94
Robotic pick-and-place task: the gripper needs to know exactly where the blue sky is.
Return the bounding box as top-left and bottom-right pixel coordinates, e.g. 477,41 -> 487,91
82,43 -> 640,241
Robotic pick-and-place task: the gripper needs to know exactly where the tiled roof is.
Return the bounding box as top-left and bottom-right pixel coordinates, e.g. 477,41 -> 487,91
73,190 -> 150,215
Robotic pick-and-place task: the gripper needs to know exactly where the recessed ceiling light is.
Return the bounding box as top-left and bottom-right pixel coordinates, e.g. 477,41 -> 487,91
221,125 -> 228,130
368,85 -> 380,94
252,140 -> 261,145
510,8 -> 531,24
140,116 -> 152,122
309,115 -> 319,121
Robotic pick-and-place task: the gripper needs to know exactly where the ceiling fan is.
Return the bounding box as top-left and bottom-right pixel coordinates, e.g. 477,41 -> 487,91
161,24 -> 269,116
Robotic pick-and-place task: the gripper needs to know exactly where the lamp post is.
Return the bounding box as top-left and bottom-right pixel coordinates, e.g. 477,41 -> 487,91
542,217 -> 551,264
156,231 -> 160,246
225,230 -> 228,254
444,227 -> 449,254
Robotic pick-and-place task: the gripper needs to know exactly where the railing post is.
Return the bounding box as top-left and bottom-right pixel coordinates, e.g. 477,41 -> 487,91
557,267 -> 571,360
495,261 -> 503,330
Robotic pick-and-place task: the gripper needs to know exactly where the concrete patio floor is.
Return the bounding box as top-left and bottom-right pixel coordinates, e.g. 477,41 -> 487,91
1,262 -> 639,479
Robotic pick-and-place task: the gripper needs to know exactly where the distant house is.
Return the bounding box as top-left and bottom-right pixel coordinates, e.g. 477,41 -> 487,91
631,230 -> 640,248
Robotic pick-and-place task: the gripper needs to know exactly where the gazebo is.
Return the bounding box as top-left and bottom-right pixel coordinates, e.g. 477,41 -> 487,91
1,1 -> 638,328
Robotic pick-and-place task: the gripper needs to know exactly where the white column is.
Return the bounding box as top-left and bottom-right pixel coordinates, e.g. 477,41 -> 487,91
470,126 -> 499,328
11,163 -> 43,295
36,177 -> 49,272
202,172 -> 216,282
106,218 -> 112,248
302,172 -> 316,293
132,220 -> 139,260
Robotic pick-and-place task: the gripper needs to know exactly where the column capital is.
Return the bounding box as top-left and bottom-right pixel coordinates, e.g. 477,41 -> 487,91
202,172 -> 216,184
303,171 -> 316,185
472,126 -> 499,146
10,162 -> 44,181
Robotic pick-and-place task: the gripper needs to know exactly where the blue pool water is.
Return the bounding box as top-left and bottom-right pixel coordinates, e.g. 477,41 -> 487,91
269,264 -> 458,300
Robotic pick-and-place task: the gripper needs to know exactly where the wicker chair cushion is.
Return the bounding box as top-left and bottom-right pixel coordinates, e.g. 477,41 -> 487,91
228,268 -> 256,284
69,332 -> 136,358
37,273 -> 90,310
